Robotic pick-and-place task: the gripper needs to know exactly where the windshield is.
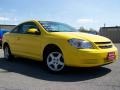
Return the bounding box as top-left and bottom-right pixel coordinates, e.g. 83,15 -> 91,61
39,21 -> 78,32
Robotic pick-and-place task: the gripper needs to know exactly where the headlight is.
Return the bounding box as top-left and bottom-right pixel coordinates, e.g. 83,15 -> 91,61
68,39 -> 93,49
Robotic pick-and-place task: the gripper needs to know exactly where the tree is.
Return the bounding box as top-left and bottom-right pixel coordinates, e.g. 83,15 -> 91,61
78,27 -> 88,32
78,27 -> 98,34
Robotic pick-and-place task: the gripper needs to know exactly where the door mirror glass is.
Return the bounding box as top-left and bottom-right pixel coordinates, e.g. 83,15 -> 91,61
26,28 -> 40,35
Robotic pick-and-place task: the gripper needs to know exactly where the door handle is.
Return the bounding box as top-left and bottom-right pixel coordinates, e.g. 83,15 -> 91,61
17,37 -> 20,40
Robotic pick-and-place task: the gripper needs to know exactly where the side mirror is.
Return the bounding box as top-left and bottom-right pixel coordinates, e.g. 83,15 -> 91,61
26,28 -> 40,35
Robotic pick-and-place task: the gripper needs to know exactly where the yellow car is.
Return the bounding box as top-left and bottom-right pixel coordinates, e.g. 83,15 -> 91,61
2,20 -> 118,72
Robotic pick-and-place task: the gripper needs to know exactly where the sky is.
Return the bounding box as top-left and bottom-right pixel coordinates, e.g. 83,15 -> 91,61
0,0 -> 120,31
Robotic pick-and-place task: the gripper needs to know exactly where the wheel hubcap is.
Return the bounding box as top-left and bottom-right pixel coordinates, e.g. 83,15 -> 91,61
4,47 -> 9,59
47,52 -> 64,71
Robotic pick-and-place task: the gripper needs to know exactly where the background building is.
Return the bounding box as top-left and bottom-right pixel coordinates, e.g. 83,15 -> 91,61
99,26 -> 120,43
0,24 -> 16,31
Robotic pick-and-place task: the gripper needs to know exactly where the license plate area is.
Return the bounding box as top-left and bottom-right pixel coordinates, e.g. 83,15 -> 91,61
107,52 -> 115,61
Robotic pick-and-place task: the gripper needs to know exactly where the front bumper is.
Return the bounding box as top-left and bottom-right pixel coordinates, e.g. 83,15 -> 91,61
63,46 -> 118,67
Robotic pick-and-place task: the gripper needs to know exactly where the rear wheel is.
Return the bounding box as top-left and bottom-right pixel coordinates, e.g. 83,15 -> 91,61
45,51 -> 64,72
3,45 -> 13,61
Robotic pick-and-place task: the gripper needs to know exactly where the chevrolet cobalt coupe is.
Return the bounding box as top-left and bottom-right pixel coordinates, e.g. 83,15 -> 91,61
2,20 -> 118,72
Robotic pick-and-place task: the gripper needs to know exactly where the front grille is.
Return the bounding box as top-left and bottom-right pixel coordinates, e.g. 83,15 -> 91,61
94,42 -> 111,44
94,42 -> 113,49
99,45 -> 112,49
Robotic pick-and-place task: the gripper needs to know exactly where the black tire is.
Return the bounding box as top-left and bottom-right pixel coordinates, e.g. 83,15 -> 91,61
3,45 -> 13,61
44,50 -> 65,73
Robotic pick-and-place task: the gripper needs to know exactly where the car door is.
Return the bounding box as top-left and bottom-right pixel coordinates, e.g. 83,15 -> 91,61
17,22 -> 42,60
10,22 -> 42,60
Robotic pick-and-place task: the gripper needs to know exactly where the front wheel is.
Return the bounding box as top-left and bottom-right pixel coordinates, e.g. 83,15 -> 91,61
45,51 -> 64,72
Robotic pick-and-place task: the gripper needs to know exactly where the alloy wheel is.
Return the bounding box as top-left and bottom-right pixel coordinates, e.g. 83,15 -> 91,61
46,52 -> 64,72
4,46 -> 10,60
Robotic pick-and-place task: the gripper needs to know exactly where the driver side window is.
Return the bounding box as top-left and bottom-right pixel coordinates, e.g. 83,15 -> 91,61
11,22 -> 40,34
22,22 -> 39,34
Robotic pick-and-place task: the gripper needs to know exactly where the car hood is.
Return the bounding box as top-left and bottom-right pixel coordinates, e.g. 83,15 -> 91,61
49,32 -> 111,42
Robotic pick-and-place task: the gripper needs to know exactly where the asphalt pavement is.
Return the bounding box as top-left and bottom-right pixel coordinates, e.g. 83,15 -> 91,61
0,44 -> 119,90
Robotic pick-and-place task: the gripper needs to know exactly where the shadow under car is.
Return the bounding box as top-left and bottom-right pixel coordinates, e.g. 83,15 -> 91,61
0,58 -> 111,82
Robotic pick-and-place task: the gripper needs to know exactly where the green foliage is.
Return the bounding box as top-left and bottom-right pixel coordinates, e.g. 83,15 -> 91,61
78,27 -> 98,34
